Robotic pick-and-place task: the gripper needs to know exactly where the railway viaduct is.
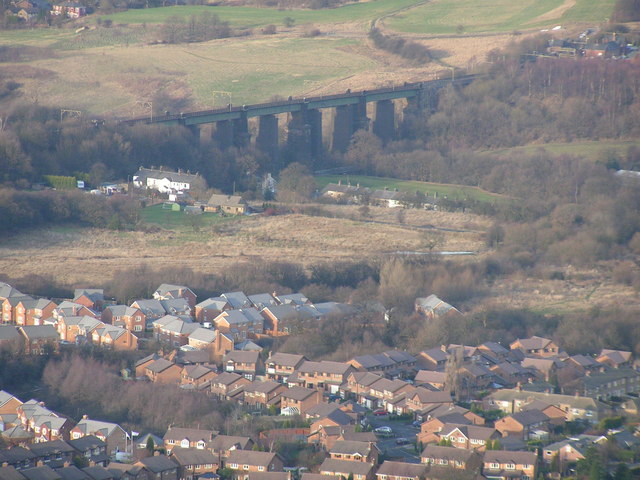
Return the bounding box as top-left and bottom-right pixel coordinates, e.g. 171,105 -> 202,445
122,75 -> 475,160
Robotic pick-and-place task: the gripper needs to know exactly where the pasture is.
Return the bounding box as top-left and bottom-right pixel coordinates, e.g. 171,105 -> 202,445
315,175 -> 509,203
487,140 -> 640,161
384,0 -> 615,34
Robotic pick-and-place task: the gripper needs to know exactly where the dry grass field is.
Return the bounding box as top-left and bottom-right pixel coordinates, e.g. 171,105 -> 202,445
0,205 -> 487,286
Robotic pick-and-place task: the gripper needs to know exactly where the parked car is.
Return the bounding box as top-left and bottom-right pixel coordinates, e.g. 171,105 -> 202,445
395,437 -> 412,445
373,409 -> 388,416
374,426 -> 394,437
412,420 -> 422,428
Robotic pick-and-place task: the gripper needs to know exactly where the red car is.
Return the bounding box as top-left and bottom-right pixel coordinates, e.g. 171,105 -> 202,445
373,409 -> 388,416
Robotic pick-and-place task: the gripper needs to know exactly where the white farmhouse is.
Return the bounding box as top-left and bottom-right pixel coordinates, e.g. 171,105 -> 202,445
132,167 -> 203,194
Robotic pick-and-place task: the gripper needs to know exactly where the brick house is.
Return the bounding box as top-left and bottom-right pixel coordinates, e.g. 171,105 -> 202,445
153,316 -> 199,347
17,326 -> 59,354
56,316 -> 103,343
595,349 -> 633,368
153,284 -> 197,310
16,299 -> 57,327
91,325 -> 138,351
375,461 -> 428,480
180,365 -> 217,387
2,296 -> 33,325
187,327 -> 217,350
225,450 -> 284,474
482,450 -> 537,480
102,306 -> 146,334
170,447 -> 218,480
163,427 -> 216,454
73,289 -> 105,311
0,390 -> 23,415
242,381 -> 287,410
51,2 -> 86,18
210,372 -> 251,399
207,435 -> 253,464
329,440 -> 379,464
145,359 -> 182,384
296,361 -> 355,394
68,435 -> 109,467
27,439 -> 75,468
510,336 -> 560,358
437,424 -> 500,451
280,387 -> 322,415
32,416 -> 74,443
194,297 -> 231,323
214,309 -> 264,341
494,409 -> 550,441
421,444 -> 482,470
135,455 -> 179,480
266,352 -> 306,382
319,458 -> 374,480
70,418 -> 127,456
224,350 -> 264,380
405,388 -> 452,413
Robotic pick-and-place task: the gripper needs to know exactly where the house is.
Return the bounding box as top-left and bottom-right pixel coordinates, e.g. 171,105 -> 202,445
56,316 -> 103,343
279,387 -> 322,415
2,296 -> 33,325
494,409 -> 550,441
214,309 -> 264,341
194,298 -> 231,323
101,306 -> 145,334
225,450 -> 284,473
329,440 -> 378,464
561,367 -> 640,400
134,354 -> 161,378
261,305 -> 303,336
564,354 -> 600,373
180,365 -> 217,387
20,466 -> 62,480
510,336 -> 560,358
207,435 -> 253,463
135,455 -> 178,480
169,447 -> 218,480
144,359 -> 183,384
27,439 -> 75,468
68,435 -> 109,467
224,350 -> 263,380
32,415 -> 75,443
421,445 -> 482,470
0,326 -> 23,351
370,189 -> 403,208
321,182 -> 363,202
162,427 -> 216,454
152,316 -> 198,347
51,2 -> 85,17
482,450 -> 537,480
52,301 -> 97,322
221,292 -> 252,309
490,362 -> 534,387
405,388 -> 452,414
17,326 -> 59,355
73,290 -> 104,311
242,381 -> 287,410
16,299 -> 57,327
0,446 -> 36,469
0,390 -> 23,415
348,354 -> 397,376
130,300 -> 167,323
436,424 -> 500,451
318,458 -> 374,480
205,194 -> 247,215
483,389 -> 606,423
266,353 -> 306,383
70,418 -> 127,456
375,461 -> 428,480
296,361 -> 355,394
414,371 -> 446,390
133,168 -> 202,195
210,372 -> 251,400
414,295 -> 461,320
595,349 -> 633,369
105,462 -> 145,480
91,325 -> 138,351
248,293 -> 278,310
153,285 -> 197,310
521,357 -> 563,382
416,348 -> 449,371
542,437 -> 592,471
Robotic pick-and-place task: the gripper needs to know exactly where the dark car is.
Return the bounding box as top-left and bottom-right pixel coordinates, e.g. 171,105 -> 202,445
395,437 -> 412,445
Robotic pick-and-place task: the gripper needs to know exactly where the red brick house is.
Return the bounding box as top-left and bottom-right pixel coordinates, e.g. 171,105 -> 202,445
280,387 -> 322,415
153,284 -> 197,309
102,306 -> 146,334
210,372 -> 251,399
266,352 -> 306,382
18,326 -> 59,354
225,450 -> 284,473
163,426 -> 216,454
145,358 -> 182,384
483,450 -> 537,480
224,350 -> 264,380
170,447 -> 219,480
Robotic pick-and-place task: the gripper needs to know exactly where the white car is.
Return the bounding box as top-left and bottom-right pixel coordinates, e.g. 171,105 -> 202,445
374,426 -> 393,435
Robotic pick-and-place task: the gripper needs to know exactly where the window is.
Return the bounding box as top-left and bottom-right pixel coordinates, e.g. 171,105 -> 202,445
243,465 -> 249,470
505,463 -> 516,470
258,466 -> 265,472
489,463 -> 500,469
134,325 -> 143,332
230,463 -> 238,469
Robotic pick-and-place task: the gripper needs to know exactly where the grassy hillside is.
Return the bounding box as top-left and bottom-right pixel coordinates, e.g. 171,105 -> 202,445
487,140 -> 640,161
385,0 -> 615,34
315,175 -> 508,203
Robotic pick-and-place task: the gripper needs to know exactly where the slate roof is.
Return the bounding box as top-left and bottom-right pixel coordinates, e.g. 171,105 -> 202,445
319,458 -> 374,476
511,336 -> 554,351
68,435 -> 106,452
25,440 -> 73,457
19,326 -> 58,339
187,327 -> 217,343
281,386 -> 317,401
329,440 -> 373,456
81,467 -> 113,480
55,467 -> 89,480
225,450 -> 279,467
134,168 -> 199,186
225,350 -> 260,364
207,194 -> 246,208
483,450 -> 537,465
421,444 -> 479,463
170,447 -> 218,466
220,292 -> 251,309
136,455 -> 178,473
163,427 -> 216,443
20,467 -> 61,480
146,358 -> 177,374
376,461 -> 427,477
440,423 -> 497,440
0,326 -> 21,342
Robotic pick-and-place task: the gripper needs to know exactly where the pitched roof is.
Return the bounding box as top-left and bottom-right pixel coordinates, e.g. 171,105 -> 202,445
483,450 -> 537,465
281,386 -> 317,401
169,447 -> 218,466
75,419 -> 123,437
225,350 -> 260,363
0,326 -> 21,342
207,434 -> 252,451
18,325 -> 58,340
298,360 -> 351,375
146,358 -> 177,374
376,461 -> 427,477
27,439 -> 74,456
163,427 -> 216,442
511,335 -> 554,351
319,458 -> 374,476
207,194 -> 246,208
221,292 -> 251,309
421,444 -> 479,463
81,466 -> 113,480
506,409 -> 550,426
440,423 -> 497,440
226,450 -> 279,466
268,352 -> 306,367
136,455 -> 178,473
55,467 -> 89,480
0,466 -> 27,480
329,440 -> 373,456
134,168 -> 199,185
68,435 -> 106,451
20,467 -> 61,480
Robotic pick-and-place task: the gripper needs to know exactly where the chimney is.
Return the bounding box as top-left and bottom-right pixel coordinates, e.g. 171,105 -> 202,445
82,414 -> 89,420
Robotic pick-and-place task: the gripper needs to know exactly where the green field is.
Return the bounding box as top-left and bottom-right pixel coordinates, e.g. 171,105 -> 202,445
101,0 -> 421,28
140,202 -> 242,229
316,174 -> 508,203
487,140 -> 640,161
385,0 -> 615,34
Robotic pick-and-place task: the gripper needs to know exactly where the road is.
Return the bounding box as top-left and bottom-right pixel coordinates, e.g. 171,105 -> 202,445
368,414 -> 423,463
